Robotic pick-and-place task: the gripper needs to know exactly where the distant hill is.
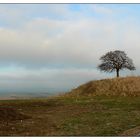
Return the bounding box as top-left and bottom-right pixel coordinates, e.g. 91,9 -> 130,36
0,92 -> 56,100
69,76 -> 140,96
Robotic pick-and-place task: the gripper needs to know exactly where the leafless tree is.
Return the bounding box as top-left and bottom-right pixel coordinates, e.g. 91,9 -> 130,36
98,50 -> 135,77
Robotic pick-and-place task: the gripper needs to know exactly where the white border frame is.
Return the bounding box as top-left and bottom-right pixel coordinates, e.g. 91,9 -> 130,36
0,0 -> 140,3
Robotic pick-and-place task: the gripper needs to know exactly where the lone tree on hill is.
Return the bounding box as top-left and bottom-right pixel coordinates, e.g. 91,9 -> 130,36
98,50 -> 136,77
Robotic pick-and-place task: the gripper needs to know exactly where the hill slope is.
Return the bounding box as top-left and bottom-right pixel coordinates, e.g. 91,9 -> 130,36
69,76 -> 140,96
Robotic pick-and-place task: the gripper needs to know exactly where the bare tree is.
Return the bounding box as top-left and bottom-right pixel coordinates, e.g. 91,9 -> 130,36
98,50 -> 135,77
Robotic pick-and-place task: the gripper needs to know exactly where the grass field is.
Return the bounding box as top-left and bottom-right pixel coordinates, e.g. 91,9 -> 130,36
0,95 -> 140,136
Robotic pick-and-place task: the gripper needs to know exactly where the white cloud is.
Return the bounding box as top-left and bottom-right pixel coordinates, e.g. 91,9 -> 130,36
89,4 -> 113,14
0,16 -> 121,68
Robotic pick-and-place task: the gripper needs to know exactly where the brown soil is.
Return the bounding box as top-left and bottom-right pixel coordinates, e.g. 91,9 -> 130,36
0,107 -> 30,121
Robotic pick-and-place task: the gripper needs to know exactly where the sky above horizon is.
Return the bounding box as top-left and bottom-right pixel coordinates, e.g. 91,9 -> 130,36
0,4 -> 140,95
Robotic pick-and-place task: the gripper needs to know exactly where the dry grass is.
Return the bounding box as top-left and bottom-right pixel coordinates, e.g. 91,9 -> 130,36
69,76 -> 140,96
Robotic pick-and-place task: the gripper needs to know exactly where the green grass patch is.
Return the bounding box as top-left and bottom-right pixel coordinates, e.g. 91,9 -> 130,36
0,95 -> 140,136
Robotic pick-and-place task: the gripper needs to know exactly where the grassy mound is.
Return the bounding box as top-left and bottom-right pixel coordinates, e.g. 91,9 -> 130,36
0,107 -> 29,122
69,76 -> 140,96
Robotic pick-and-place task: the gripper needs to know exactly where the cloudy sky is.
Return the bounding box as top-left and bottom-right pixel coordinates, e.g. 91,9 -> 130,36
0,4 -> 140,95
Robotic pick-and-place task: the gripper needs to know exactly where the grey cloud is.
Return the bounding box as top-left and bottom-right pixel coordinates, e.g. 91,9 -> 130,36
0,68 -> 107,93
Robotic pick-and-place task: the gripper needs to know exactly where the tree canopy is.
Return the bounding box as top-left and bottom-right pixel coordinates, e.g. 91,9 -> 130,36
98,50 -> 136,77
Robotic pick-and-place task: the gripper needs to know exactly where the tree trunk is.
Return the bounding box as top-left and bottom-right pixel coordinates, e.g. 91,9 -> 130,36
116,69 -> 119,77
